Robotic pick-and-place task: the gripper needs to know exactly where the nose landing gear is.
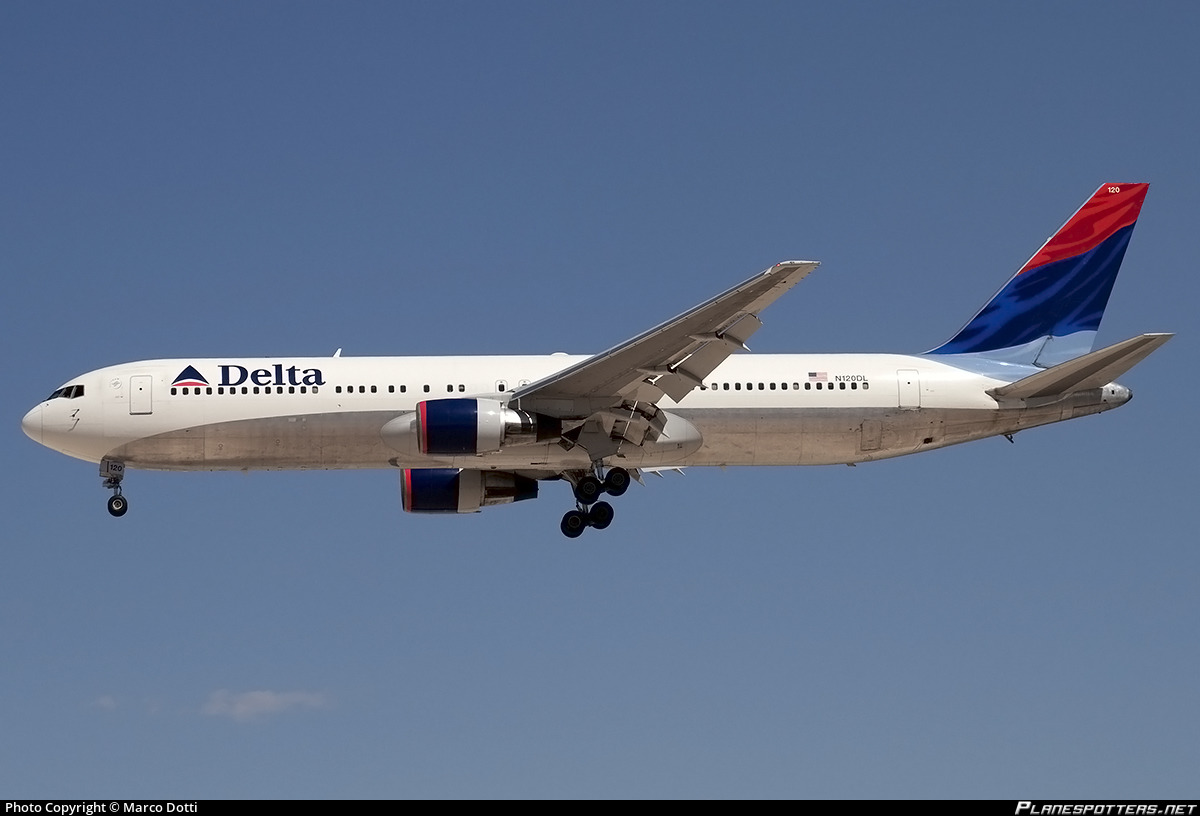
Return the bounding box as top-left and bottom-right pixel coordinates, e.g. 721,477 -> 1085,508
101,459 -> 128,517
107,493 -> 128,517
560,467 -> 629,538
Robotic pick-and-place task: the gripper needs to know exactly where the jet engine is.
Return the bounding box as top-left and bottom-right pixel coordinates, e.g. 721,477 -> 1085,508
383,398 -> 561,456
401,468 -> 539,513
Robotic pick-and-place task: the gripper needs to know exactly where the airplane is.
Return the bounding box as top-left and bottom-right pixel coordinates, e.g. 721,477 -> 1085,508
21,183 -> 1171,537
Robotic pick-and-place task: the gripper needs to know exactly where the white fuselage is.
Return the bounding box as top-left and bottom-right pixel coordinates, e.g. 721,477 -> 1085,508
21,352 -> 1131,474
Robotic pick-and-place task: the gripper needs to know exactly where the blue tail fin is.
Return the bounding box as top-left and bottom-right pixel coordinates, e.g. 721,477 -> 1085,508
928,183 -> 1149,367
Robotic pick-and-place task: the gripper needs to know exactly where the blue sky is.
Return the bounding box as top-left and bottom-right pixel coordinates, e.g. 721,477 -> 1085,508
2,2 -> 1197,798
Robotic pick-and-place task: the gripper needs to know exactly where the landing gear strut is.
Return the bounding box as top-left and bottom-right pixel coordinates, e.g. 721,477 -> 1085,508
560,467 -> 629,537
101,459 -> 128,518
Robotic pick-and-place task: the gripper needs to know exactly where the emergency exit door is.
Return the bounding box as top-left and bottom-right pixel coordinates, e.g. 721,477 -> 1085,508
897,369 -> 920,409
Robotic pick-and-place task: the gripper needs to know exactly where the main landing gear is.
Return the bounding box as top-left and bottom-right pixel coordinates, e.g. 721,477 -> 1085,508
101,459 -> 128,517
560,467 -> 630,538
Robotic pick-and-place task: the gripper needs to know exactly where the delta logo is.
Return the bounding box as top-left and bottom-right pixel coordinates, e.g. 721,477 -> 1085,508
172,365 -> 210,388
171,364 -> 326,388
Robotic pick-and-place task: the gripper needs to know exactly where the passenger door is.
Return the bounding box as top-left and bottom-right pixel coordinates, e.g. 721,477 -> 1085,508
130,375 -> 153,415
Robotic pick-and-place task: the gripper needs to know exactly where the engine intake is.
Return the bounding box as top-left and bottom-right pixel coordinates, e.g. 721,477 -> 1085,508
401,468 -> 539,514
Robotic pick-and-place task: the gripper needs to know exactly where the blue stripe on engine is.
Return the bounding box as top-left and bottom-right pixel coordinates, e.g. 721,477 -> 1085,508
422,399 -> 480,455
406,469 -> 463,512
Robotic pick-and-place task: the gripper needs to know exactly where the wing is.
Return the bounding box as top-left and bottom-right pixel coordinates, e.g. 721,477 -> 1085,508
512,260 -> 819,419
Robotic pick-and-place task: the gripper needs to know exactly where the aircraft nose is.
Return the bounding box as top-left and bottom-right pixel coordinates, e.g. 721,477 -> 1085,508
21,404 -> 43,444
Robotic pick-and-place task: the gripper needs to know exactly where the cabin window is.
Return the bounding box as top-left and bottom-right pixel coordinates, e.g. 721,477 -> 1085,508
371,385 -> 377,393
388,385 -> 394,393
447,384 -> 454,393
770,382 -> 776,390
458,384 -> 465,393
423,385 -> 430,393
170,387 -> 177,395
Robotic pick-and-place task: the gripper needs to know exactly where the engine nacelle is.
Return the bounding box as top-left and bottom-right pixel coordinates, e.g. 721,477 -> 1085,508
401,468 -> 539,514
414,398 -> 560,456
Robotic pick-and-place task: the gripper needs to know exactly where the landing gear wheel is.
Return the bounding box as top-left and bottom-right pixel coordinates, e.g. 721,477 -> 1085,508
588,501 -> 614,530
107,495 -> 128,517
561,510 -> 587,538
603,468 -> 630,497
574,476 -> 603,504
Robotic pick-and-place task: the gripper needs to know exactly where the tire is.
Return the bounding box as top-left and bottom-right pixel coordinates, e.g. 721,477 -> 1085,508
560,510 -> 587,538
107,495 -> 128,517
574,476 -> 603,504
588,501 -> 614,530
603,468 -> 630,497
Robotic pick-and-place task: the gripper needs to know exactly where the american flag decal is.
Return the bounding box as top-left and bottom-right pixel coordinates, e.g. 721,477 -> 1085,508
807,371 -> 827,382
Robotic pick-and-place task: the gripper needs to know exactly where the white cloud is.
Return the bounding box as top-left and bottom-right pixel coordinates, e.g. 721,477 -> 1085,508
202,689 -> 326,722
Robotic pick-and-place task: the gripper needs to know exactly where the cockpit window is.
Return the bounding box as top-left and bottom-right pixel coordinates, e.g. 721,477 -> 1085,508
46,385 -> 85,400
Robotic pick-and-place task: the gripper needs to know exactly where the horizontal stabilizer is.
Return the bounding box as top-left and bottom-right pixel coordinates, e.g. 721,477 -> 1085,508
987,333 -> 1173,401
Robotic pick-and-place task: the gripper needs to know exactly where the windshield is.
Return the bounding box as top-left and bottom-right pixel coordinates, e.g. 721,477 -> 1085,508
45,385 -> 85,400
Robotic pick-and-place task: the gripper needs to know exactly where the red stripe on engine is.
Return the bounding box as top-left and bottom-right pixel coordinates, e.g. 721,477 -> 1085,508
418,402 -> 428,454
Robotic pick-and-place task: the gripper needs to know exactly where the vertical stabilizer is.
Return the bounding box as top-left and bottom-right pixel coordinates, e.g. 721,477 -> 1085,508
928,183 -> 1149,366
